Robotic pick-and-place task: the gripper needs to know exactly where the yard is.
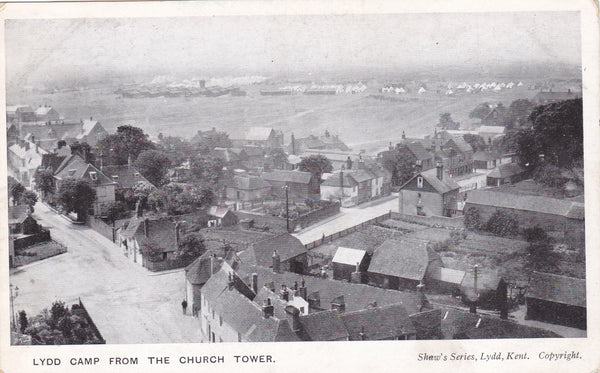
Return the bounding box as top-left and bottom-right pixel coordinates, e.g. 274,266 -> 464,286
13,240 -> 67,267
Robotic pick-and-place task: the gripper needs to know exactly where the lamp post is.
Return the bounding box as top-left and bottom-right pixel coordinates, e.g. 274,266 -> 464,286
282,185 -> 290,232
10,284 -> 18,330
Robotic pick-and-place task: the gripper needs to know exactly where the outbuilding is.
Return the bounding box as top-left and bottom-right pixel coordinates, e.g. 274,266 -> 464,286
331,247 -> 369,282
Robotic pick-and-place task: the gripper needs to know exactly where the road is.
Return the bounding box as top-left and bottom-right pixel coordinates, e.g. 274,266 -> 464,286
293,194 -> 399,244
9,202 -> 202,344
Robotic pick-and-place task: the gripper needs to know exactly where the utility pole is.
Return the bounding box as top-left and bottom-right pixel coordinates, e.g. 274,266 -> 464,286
10,284 -> 18,330
283,184 -> 290,232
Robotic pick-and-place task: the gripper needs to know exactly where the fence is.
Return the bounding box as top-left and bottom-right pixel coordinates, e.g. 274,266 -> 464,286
86,216 -> 116,242
390,212 -> 464,229
12,230 -> 51,250
291,202 -> 340,231
304,211 -> 392,250
76,298 -> 106,344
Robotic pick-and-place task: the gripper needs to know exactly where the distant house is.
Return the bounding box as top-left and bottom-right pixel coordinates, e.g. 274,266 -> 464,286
238,233 -> 308,274
119,215 -> 182,268
64,119 -> 109,147
53,154 -> 117,216
207,206 -> 239,227
477,125 -> 506,144
439,134 -> 474,177
486,163 -> 526,186
473,151 -> 501,170
6,105 -> 36,123
533,90 -> 581,105
34,106 -> 60,123
299,149 -> 363,171
464,190 -> 585,247
399,164 -> 460,217
262,170 -> 317,202
212,147 -> 245,170
526,271 -> 586,329
367,239 -> 443,291
101,165 -> 155,198
18,119 -> 108,148
331,247 -> 369,282
8,205 -> 41,235
320,162 -> 390,206
481,106 -> 507,126
225,175 -> 272,202
288,132 -> 350,155
7,140 -> 49,187
232,127 -> 284,149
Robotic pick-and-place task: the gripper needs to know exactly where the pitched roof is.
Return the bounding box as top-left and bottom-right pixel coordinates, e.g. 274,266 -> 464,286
212,147 -> 241,163
348,169 -> 375,183
101,165 -> 154,189
244,234 -> 307,267
473,151 -> 501,162
77,119 -> 102,138
208,206 -> 233,219
321,172 -> 358,187
332,247 -> 367,266
340,303 -> 416,340
298,310 -> 349,341
445,136 -> 473,154
231,175 -> 272,190
465,190 -> 584,219
401,168 -> 460,194
478,126 -> 506,134
8,205 -> 30,225
429,267 -> 466,285
368,239 -> 434,281
54,154 -> 116,186
185,251 -> 223,285
243,127 -> 275,141
35,106 -> 57,116
487,163 -> 524,178
527,271 -> 586,308
120,216 -> 179,252
262,170 -> 312,184
397,141 -> 432,161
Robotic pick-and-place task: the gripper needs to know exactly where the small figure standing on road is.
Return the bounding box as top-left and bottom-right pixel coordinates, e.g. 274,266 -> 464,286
181,299 -> 188,315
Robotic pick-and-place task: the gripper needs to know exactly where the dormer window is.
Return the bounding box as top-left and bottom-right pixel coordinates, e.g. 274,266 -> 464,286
112,175 -> 119,181
134,172 -> 140,178
68,169 -> 76,177
417,176 -> 424,188
89,171 -> 97,181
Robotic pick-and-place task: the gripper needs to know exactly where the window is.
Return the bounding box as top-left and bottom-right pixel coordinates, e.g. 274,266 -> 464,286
417,176 -> 424,188
212,309 -> 215,319
238,332 -> 242,342
219,315 -> 223,326
89,171 -> 97,181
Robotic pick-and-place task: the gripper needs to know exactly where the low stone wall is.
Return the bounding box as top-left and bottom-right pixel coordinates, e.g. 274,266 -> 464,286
12,230 -> 51,250
86,216 -> 115,242
291,202 -> 340,231
390,212 -> 464,229
142,256 -> 195,272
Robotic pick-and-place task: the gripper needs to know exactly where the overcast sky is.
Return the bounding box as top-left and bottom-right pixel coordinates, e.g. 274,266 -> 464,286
6,12 -> 581,84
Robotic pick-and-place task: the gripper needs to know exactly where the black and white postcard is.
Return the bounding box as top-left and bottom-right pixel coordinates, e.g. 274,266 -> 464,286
1,1 -> 599,372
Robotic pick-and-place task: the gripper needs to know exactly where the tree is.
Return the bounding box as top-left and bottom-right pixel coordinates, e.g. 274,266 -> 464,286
523,226 -> 549,243
105,201 -> 129,225
485,210 -> 519,237
192,130 -> 232,153
469,102 -> 491,120
129,180 -> 155,210
298,155 -> 333,182
178,233 -> 205,259
8,176 -> 25,205
18,310 -> 28,334
34,169 -> 55,199
158,135 -> 190,166
464,207 -> 483,230
463,134 -> 487,152
134,150 -> 171,187
525,243 -> 559,273
437,113 -> 459,130
20,190 -> 38,212
148,188 -> 169,213
504,99 -> 536,128
189,155 -> 224,184
97,125 -> 155,165
533,163 -> 568,189
57,179 -> 96,222
513,128 -> 542,169
382,149 -> 414,186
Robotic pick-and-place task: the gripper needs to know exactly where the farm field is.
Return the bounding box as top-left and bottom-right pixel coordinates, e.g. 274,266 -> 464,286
9,81 -> 542,154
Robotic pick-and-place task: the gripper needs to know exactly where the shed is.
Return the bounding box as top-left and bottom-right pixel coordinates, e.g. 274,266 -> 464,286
207,206 -> 239,227
332,247 -> 369,282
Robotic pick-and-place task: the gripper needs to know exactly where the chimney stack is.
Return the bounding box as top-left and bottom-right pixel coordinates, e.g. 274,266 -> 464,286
297,278 -> 307,300
350,261 -> 362,284
251,273 -> 258,294
416,282 -> 430,311
331,295 -> 345,313
285,305 -> 301,333
436,161 -> 443,180
307,291 -> 320,310
402,130 -> 406,140
144,218 -> 149,237
280,284 -> 289,301
175,222 -> 181,246
262,298 -> 274,319
272,250 -> 281,273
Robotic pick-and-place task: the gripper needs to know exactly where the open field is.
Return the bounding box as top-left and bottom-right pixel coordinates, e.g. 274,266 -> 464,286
9,81 -> 544,154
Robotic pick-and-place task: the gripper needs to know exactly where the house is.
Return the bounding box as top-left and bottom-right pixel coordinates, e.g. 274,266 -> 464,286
367,239 -> 444,291
399,163 -> 460,217
119,215 -> 182,268
184,251 -> 225,316
298,149 -> 364,171
34,106 -> 60,123
477,125 -> 506,144
6,105 -> 36,123
101,164 -> 155,198
320,171 -> 358,206
320,161 -> 390,206
438,134 -> 474,177
526,271 -> 586,329
64,118 -> 108,147
481,105 -> 507,126
340,303 -> 417,340
18,119 -> 108,148
486,163 -> 526,186
261,170 -> 317,202
231,127 -> 284,149
225,175 -> 272,203
464,190 -> 585,247
288,132 -> 350,155
7,140 -> 49,187
207,206 -> 239,227
53,154 -> 117,216
533,90 -> 581,105
238,233 -> 308,274
8,205 -> 41,235
331,247 -> 369,282
473,151 -> 501,170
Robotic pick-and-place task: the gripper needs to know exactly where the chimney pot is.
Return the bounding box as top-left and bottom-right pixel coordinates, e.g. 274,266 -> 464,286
251,273 -> 258,294
436,161 -> 444,180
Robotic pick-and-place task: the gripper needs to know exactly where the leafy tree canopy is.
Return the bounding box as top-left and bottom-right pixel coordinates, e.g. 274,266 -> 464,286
134,150 -> 171,187
469,102 -> 491,120
57,178 -> 96,221
97,125 -> 155,166
463,134 -> 487,152
298,154 -> 333,179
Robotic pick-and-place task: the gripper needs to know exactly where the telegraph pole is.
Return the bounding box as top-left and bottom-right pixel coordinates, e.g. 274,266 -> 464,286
10,284 -> 18,330
283,185 -> 290,232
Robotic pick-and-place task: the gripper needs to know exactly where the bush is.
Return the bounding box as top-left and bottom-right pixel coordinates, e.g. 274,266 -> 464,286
523,226 -> 549,243
464,207 -> 483,230
485,210 -> 519,237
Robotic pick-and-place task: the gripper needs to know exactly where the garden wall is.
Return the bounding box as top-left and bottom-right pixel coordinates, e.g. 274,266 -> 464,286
12,230 -> 51,250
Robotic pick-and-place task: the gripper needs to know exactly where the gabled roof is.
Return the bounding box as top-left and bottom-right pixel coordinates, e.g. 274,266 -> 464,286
397,141 -> 432,161
185,251 -> 224,285
332,247 -> 367,266
400,168 -> 459,195
120,216 -> 179,252
77,119 -> 102,139
368,239 -> 435,281
244,234 -> 307,267
35,106 -> 57,116
8,205 -> 31,225
208,206 -> 233,219
445,135 -> 473,154
262,170 -> 312,184
527,271 -> 586,308
231,175 -> 271,190
243,127 -> 275,141
487,163 -> 524,179
321,172 -> 358,187
101,165 -> 154,189
298,310 -> 349,341
54,154 -> 116,186
340,303 -> 416,340
465,190 -> 584,219
348,169 -> 375,183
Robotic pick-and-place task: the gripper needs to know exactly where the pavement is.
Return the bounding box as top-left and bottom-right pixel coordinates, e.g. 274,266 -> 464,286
293,194 -> 399,244
9,201 -> 202,344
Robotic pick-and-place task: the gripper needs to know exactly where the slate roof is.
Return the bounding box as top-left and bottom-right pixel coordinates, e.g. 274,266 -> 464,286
527,272 -> 586,308
101,165 -> 154,189
243,127 -> 275,141
473,151 -> 501,162
8,205 -> 30,225
401,168 -> 460,195
397,141 -> 432,161
243,234 -> 307,267
487,163 -> 524,179
298,310 -> 349,341
120,216 -> 179,253
262,170 -> 312,184
231,175 -> 271,190
208,206 -> 233,219
340,303 -> 416,340
332,247 -> 367,266
54,154 -> 116,186
368,239 -> 435,281
321,172 -> 358,187
185,251 -> 224,285
465,190 -> 585,219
